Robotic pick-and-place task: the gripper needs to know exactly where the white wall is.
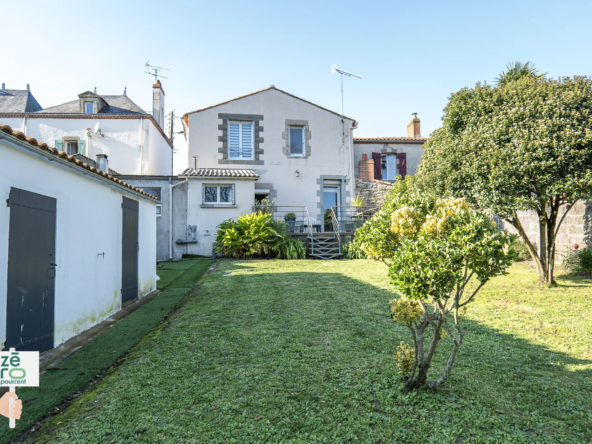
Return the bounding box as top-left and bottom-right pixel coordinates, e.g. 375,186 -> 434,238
0,117 -> 172,176
186,89 -> 356,221
353,142 -> 425,177
0,136 -> 158,349
185,179 -> 256,256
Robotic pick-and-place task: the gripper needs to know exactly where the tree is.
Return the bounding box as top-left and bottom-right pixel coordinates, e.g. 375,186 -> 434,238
495,61 -> 544,86
419,75 -> 592,287
386,198 -> 514,392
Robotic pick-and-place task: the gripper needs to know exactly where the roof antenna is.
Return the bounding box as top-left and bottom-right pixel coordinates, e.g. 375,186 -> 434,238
144,61 -> 171,81
124,86 -> 127,96
330,64 -> 362,141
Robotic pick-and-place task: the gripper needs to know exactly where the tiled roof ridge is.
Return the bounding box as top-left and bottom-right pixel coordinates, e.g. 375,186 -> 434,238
183,86 -> 356,125
354,136 -> 429,142
0,123 -> 159,201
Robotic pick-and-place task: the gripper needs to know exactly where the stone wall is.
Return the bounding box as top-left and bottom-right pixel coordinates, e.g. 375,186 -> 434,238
355,178 -> 393,208
500,200 -> 592,259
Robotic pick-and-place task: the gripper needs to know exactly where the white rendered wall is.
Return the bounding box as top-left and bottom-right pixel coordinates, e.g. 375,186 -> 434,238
0,137 -> 157,349
0,117 -> 172,176
185,179 -> 256,256
186,89 -> 356,221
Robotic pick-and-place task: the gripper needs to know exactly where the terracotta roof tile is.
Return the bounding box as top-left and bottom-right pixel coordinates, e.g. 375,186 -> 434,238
353,136 -> 428,143
0,123 -> 159,201
181,168 -> 260,178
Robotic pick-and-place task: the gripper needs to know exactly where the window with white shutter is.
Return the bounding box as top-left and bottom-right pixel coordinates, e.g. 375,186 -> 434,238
228,121 -> 254,160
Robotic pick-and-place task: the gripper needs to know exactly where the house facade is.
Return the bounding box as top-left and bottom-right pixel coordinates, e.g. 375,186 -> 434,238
0,123 -> 159,352
0,82 -> 173,176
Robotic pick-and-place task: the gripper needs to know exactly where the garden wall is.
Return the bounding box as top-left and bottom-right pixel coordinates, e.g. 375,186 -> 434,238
499,200 -> 592,259
355,178 -> 392,209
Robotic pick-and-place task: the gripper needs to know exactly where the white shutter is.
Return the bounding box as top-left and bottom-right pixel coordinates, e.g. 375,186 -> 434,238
229,123 -> 240,159
241,123 -> 253,159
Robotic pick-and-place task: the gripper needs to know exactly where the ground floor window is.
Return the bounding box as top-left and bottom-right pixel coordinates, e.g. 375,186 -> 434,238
203,184 -> 235,205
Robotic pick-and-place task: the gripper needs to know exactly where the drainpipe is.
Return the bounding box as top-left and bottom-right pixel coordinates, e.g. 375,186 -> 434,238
23,116 -> 27,136
139,116 -> 144,174
348,121 -> 359,201
169,177 -> 188,259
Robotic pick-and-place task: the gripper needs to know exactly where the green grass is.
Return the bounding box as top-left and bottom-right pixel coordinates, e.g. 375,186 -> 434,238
22,261 -> 592,443
0,258 -> 212,444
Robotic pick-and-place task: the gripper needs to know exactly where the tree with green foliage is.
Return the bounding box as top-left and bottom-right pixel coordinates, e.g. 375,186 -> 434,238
419,73 -> 592,287
386,197 -> 514,392
495,61 -> 545,86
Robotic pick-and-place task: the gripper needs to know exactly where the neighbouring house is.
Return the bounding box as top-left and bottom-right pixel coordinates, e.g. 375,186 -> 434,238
354,114 -> 428,207
177,85 -> 358,257
0,123 -> 159,353
0,81 -> 173,176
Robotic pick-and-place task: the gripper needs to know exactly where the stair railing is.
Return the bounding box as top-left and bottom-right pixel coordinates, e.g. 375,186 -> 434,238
330,206 -> 341,254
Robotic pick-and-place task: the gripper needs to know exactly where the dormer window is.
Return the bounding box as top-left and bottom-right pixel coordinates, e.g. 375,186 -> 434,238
85,102 -> 94,113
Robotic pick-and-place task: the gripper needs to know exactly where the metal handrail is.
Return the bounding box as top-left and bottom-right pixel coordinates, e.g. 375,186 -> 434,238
331,205 -> 379,234
330,207 -> 341,253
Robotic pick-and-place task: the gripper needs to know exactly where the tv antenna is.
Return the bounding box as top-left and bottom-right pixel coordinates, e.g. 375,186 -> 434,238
330,64 -> 362,119
145,61 -> 171,81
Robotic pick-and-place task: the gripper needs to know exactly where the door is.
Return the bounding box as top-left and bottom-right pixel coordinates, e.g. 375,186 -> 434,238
323,181 -> 341,231
6,188 -> 56,352
121,197 -> 139,303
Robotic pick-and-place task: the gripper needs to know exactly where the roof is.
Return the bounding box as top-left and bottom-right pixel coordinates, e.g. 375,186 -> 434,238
183,86 -> 356,126
71,153 -> 120,175
180,168 -> 260,179
354,136 -> 428,144
0,89 -> 43,113
0,123 -> 158,201
37,95 -> 146,115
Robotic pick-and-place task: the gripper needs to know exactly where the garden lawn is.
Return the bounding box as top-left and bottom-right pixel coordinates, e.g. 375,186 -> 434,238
23,261 -> 592,443
0,258 -> 213,444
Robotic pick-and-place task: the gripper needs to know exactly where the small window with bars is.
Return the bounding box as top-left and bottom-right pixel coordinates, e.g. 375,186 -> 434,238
228,121 -> 253,160
202,184 -> 235,205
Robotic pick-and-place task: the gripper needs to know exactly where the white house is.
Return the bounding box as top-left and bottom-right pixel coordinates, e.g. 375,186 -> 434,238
0,123 -> 159,353
176,86 -> 357,256
0,82 -> 173,176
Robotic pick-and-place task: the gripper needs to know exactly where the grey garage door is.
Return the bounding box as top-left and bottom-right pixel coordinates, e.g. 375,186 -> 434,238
5,188 -> 56,352
121,197 -> 139,303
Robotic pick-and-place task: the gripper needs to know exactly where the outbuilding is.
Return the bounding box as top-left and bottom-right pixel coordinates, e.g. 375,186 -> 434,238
0,123 -> 159,352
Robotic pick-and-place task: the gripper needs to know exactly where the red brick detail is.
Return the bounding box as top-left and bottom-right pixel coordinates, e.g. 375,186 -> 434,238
406,117 -> 421,138
358,158 -> 375,182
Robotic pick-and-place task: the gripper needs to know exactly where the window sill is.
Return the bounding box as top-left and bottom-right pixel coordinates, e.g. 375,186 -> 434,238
289,154 -> 306,158
200,204 -> 238,208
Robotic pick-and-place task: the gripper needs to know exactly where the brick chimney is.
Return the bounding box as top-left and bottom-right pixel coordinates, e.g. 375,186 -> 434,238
152,79 -> 165,129
358,153 -> 375,182
406,113 -> 421,138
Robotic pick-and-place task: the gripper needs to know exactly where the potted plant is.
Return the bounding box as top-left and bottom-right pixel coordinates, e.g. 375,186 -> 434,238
284,212 -> 297,232
324,209 -> 333,232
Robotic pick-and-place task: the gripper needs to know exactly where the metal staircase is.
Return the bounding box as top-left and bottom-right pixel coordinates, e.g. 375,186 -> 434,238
308,234 -> 342,260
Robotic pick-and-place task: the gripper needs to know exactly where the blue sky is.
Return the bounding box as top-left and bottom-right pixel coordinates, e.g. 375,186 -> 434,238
2,0 -> 591,148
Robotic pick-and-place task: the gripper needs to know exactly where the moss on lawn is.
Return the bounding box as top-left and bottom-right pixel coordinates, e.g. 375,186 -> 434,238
22,261 -> 592,443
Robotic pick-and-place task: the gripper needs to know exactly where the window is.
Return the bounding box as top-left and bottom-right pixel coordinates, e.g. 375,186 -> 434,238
289,127 -> 305,156
228,121 -> 253,160
381,154 -> 397,181
65,141 -> 79,155
140,188 -> 162,200
202,184 -> 235,205
156,204 -> 162,216
85,102 -> 93,113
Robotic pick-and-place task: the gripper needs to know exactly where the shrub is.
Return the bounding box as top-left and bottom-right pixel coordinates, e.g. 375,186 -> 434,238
564,246 -> 592,277
384,196 -> 514,392
214,212 -> 287,258
342,241 -> 367,259
253,196 -> 275,215
273,237 -> 307,259
509,238 -> 535,262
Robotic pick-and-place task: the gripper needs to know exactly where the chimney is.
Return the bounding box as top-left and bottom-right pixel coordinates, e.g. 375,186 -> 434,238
406,113 -> 421,138
1,83 -> 4,89
152,79 -> 165,129
358,152 -> 375,182
26,84 -> 30,91
96,154 -> 108,172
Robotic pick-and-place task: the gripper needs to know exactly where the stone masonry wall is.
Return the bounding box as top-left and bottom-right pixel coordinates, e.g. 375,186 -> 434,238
355,178 -> 393,209
500,200 -> 592,260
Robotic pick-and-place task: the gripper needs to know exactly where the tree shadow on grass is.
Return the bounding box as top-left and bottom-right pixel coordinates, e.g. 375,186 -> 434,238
20,259 -> 592,444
